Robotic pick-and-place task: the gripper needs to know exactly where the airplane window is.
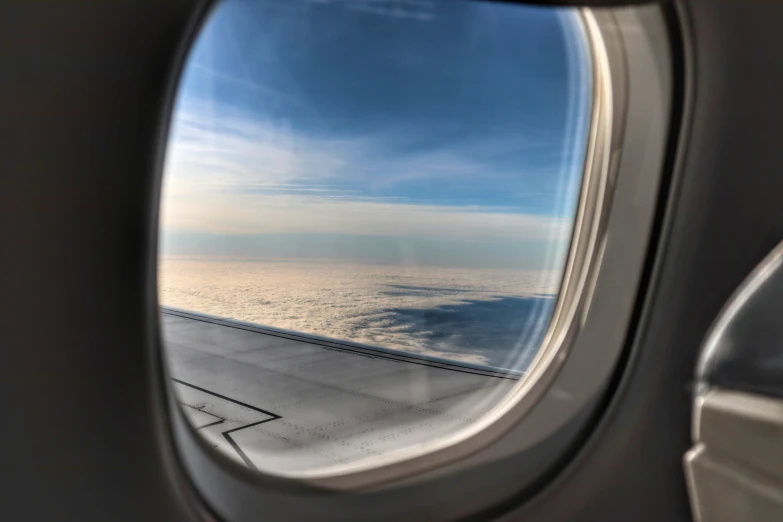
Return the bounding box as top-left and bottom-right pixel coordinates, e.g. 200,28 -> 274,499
159,0 -> 593,478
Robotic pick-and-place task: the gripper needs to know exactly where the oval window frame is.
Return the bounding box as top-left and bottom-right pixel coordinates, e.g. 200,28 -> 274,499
152,3 -> 675,520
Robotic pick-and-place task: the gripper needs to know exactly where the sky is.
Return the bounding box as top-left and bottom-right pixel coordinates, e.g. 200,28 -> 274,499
160,0 -> 592,270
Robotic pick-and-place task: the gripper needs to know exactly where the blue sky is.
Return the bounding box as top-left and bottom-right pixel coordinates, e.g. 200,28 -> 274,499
160,0 -> 591,269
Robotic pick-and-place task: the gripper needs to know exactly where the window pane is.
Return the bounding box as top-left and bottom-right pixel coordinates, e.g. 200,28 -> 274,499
159,0 -> 592,476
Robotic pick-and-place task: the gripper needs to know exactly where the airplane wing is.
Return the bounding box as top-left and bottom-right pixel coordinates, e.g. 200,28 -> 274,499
162,309 -> 517,475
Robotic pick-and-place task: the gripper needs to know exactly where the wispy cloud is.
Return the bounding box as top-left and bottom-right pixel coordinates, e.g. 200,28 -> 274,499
164,101 -> 357,190
310,0 -> 437,21
164,100 -> 565,203
160,99 -> 574,265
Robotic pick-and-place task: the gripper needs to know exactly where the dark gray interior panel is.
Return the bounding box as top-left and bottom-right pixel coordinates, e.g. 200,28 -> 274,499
0,2 -> 205,521
4,1 -> 783,521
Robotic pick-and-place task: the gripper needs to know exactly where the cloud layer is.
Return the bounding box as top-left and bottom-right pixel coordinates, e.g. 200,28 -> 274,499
160,258 -> 559,370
